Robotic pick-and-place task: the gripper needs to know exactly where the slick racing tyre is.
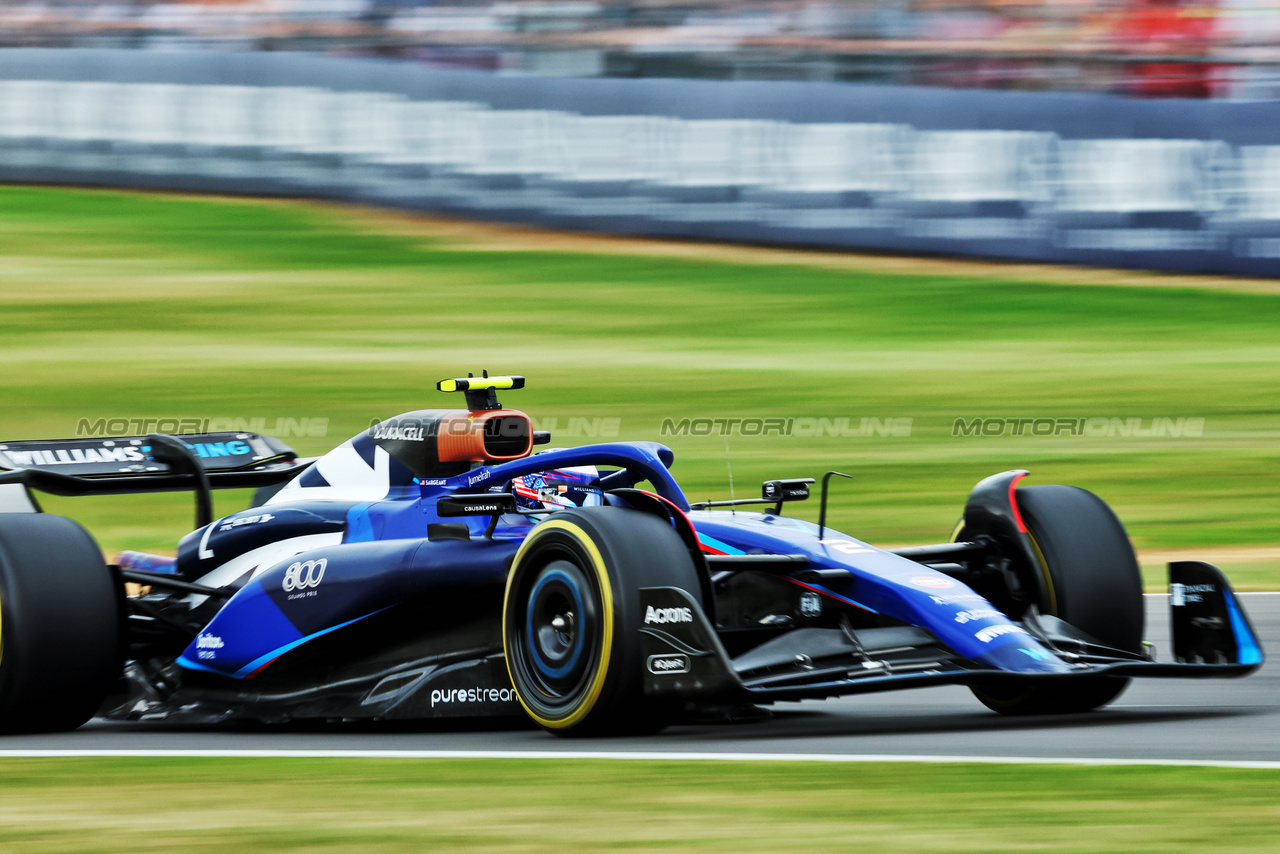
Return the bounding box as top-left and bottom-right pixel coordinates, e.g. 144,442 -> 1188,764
503,506 -> 703,736
0,514 -> 122,733
969,485 -> 1145,716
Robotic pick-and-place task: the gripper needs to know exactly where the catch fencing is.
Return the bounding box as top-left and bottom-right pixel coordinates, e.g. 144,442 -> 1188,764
3,48 -> 1280,275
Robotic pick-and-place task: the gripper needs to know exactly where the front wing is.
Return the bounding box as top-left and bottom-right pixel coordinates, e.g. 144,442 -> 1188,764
640,561 -> 1263,706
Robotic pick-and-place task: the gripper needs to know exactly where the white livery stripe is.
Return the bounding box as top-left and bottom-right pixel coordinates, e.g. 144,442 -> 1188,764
267,440 -> 393,504
194,532 -> 343,592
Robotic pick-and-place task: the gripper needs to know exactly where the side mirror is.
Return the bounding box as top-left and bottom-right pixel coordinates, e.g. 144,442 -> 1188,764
762,478 -> 813,502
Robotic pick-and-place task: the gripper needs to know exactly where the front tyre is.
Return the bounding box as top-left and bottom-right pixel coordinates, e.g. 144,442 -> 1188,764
503,507 -> 702,736
971,485 -> 1144,715
0,514 -> 122,733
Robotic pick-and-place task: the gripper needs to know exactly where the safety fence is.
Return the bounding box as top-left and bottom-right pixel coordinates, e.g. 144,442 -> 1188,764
3,48 -> 1280,275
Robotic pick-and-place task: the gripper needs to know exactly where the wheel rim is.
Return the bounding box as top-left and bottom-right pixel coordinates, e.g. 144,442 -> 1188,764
510,552 -> 602,716
526,561 -> 592,687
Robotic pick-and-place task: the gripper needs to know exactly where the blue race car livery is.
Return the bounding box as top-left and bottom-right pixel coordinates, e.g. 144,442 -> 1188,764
0,375 -> 1262,735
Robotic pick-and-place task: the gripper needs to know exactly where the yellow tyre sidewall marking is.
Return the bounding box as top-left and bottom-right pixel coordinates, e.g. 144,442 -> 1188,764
503,520 -> 614,730
1024,530 -> 1058,617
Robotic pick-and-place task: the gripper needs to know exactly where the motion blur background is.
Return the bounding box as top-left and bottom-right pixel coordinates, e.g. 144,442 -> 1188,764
1,6 -> 1278,850
10,0 -> 1280,280
3,0 -> 1280,97
1,0 -> 1278,570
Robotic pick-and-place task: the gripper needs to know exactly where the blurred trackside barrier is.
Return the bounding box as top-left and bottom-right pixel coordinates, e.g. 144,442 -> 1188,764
3,48 -> 1280,276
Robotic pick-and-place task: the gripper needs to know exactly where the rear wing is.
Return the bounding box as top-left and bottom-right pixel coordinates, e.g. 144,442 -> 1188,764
0,432 -> 314,526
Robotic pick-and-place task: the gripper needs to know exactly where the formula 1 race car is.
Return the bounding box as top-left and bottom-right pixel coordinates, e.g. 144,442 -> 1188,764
0,376 -> 1264,735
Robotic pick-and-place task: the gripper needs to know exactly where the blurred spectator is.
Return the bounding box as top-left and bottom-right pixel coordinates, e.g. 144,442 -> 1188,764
1112,0 -> 1220,96
0,0 -> 1276,96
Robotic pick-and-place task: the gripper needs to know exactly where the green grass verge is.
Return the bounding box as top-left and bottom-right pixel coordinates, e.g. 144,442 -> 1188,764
0,757 -> 1277,852
1141,558 -> 1280,592
3,185 -> 1278,582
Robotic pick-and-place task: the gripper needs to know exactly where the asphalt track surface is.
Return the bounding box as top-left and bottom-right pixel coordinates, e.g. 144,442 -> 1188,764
3,595 -> 1277,763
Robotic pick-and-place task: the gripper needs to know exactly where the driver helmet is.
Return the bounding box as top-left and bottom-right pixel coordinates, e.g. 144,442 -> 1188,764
512,465 -> 604,511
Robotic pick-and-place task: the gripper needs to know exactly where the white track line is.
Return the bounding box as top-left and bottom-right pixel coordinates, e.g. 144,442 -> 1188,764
1144,592 -> 1280,596
0,749 -> 1277,769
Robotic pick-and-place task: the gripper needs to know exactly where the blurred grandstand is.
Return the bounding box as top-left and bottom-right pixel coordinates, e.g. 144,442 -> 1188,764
4,0 -> 1280,97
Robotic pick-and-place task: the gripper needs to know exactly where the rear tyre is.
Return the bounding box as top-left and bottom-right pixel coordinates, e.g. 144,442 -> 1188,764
503,507 -> 703,736
969,485 -> 1144,715
0,514 -> 122,733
